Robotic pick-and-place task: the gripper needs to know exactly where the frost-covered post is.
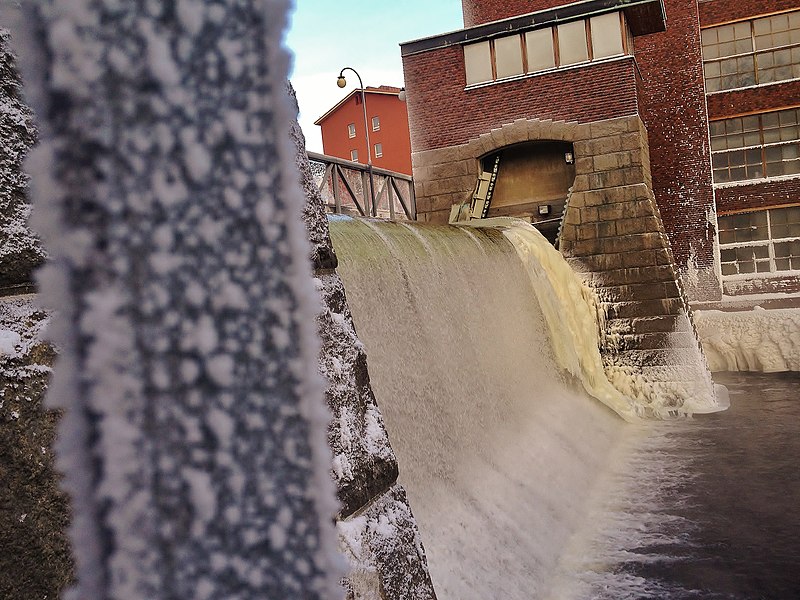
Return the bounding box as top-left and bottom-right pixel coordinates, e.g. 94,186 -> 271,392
18,2 -> 341,598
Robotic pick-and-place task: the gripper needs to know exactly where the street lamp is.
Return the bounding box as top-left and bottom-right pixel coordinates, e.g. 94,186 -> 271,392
337,67 -> 376,216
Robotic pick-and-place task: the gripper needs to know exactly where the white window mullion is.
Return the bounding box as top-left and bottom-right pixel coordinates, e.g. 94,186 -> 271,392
766,209 -> 777,273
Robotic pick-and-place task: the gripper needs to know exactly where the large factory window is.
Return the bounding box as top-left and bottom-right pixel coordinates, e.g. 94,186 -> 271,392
702,10 -> 800,92
711,108 -> 800,184
718,207 -> 800,277
462,11 -> 629,87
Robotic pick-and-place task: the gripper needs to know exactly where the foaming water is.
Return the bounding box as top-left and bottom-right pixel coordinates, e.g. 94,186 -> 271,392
328,217 -> 792,599
329,217 -> 636,598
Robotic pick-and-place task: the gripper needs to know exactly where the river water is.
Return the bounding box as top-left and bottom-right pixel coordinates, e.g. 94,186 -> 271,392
578,371 -> 800,600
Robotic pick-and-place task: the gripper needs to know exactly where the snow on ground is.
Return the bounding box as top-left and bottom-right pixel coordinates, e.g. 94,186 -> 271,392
695,308 -> 800,372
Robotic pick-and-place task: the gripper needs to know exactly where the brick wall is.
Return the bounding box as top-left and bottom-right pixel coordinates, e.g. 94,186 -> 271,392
698,0 -> 799,27
403,47 -> 640,153
707,81 -> 800,119
462,0 -> 566,27
319,91 -> 413,176
633,0 -> 719,301
715,179 -> 800,214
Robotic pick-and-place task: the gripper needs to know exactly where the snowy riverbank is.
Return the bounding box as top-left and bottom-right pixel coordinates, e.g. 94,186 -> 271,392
695,308 -> 800,372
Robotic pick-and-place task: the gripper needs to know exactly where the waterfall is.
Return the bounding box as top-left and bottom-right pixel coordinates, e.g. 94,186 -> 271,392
329,217 -> 624,597
328,216 -> 723,598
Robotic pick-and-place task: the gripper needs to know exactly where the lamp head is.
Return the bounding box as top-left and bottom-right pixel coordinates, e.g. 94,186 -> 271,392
337,75 -> 347,88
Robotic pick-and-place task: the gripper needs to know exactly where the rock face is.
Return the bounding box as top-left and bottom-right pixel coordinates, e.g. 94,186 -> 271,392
0,30 -> 44,289
18,2 -> 340,599
291,86 -> 437,599
0,298 -> 72,600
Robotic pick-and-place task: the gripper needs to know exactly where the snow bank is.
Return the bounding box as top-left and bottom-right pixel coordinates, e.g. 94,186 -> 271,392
695,308 -> 800,372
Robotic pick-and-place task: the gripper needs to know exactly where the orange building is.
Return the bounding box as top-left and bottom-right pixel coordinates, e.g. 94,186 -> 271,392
314,86 -> 412,176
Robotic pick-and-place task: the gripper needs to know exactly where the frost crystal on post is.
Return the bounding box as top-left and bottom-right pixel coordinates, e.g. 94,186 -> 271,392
18,2 -> 340,598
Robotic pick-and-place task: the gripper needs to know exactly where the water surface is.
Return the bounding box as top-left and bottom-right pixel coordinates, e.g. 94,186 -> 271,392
582,372 -> 800,600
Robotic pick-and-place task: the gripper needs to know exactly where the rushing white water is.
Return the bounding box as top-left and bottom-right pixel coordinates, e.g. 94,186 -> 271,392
329,216 -> 644,598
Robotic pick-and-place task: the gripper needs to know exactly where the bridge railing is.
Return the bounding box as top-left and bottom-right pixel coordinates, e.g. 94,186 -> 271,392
307,151 -> 416,220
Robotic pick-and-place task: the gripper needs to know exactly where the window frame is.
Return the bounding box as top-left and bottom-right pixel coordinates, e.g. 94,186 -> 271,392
701,10 -> 800,93
371,116 -> 380,132
350,148 -> 358,162
710,107 -> 800,185
374,143 -> 383,158
347,123 -> 356,139
463,12 -> 630,88
718,207 -> 800,279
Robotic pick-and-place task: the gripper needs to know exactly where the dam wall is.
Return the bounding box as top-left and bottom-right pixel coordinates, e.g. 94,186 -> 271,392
412,115 -> 716,410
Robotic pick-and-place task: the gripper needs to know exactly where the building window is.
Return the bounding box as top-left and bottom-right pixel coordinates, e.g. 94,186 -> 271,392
463,12 -> 628,87
558,20 -> 589,66
525,28 -> 556,72
372,116 -> 380,131
347,123 -> 356,138
590,12 -> 625,59
711,108 -> 800,184
464,40 -> 493,85
350,149 -> 358,161
495,34 -> 524,79
702,10 -> 800,92
374,143 -> 383,158
719,207 -> 800,277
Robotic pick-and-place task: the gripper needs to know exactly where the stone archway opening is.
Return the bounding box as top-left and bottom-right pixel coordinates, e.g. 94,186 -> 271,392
471,141 -> 576,245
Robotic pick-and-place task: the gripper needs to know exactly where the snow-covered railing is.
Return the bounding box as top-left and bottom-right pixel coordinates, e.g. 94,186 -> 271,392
308,151 -> 416,220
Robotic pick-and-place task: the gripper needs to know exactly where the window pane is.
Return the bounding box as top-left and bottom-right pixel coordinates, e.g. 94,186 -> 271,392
775,258 -> 791,270
756,261 -> 771,273
374,143 -> 382,158
721,248 -> 737,261
558,20 -> 589,66
495,35 -> 524,79
371,116 -> 380,131
526,28 -> 556,72
738,261 -> 755,273
591,12 -> 624,59
464,41 -> 493,85
772,224 -> 790,238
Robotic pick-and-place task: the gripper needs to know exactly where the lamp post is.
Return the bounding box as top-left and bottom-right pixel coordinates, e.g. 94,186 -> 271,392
337,67 -> 376,216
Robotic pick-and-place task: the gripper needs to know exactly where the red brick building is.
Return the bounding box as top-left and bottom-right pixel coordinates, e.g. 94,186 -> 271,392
315,86 -> 413,176
400,0 -> 800,303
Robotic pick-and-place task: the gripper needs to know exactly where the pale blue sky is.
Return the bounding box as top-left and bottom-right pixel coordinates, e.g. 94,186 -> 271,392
286,0 -> 463,152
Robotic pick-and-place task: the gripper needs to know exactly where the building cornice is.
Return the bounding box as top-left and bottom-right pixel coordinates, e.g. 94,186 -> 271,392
400,0 -> 666,57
